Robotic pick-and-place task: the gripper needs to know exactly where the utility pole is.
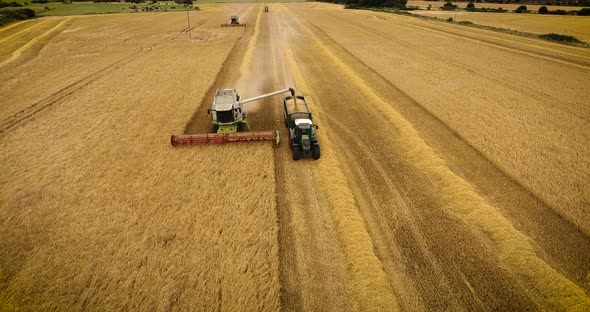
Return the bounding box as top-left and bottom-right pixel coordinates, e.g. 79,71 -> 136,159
186,8 -> 192,39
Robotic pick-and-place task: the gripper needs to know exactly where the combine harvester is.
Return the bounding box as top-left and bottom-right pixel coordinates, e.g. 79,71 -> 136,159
171,88 -> 295,146
221,16 -> 246,27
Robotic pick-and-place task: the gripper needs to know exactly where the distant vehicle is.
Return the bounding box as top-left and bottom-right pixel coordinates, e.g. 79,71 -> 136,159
221,16 -> 246,27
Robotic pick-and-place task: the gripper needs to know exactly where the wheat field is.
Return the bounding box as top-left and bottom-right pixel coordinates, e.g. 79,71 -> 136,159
1,2 -> 589,311
1,6 -> 281,310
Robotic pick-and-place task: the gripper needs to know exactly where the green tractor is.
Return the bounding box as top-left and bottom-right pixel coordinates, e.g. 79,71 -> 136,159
283,95 -> 320,160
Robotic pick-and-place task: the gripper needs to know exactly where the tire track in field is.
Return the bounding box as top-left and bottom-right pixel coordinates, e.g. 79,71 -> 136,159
283,4 -> 590,310
176,18 -> 208,37
123,17 -> 209,43
279,6 -> 400,311
284,46 -> 399,312
0,41 -> 160,136
268,7 -> 355,311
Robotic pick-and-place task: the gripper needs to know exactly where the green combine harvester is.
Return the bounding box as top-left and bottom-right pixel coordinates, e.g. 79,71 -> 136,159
283,95 -> 320,160
170,88 -> 294,146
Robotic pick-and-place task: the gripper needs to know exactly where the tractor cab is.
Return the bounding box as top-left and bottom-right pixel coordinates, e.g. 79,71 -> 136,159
294,119 -> 313,136
294,119 -> 313,151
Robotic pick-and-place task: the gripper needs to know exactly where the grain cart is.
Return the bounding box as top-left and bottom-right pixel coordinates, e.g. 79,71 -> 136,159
171,88 -> 295,146
221,16 -> 246,27
283,95 -> 320,160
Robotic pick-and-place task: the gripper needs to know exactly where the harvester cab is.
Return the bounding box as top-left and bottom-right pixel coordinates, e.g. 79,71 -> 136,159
284,95 -> 320,160
170,87 -> 296,146
222,16 -> 246,27
209,89 -> 248,133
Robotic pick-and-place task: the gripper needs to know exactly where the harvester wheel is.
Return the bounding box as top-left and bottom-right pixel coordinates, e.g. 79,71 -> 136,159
212,125 -> 219,133
312,144 -> 321,160
292,147 -> 301,160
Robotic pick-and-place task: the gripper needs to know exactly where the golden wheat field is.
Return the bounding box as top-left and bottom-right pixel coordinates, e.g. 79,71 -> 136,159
1,2 -> 590,311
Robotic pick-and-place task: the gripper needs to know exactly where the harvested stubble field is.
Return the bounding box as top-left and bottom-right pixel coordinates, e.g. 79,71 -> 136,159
1,2 -> 590,311
408,0 -> 589,11
412,10 -> 590,41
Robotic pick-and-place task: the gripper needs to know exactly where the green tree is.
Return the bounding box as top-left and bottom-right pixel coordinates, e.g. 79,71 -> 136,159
538,6 -> 548,14
442,1 -> 456,10
515,5 -> 527,13
345,0 -> 406,8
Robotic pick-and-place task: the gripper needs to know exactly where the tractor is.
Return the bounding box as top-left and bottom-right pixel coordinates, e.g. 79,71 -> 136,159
283,95 -> 320,160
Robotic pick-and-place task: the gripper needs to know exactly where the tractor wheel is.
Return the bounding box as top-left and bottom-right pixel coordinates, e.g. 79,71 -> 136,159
292,147 -> 301,161
312,144 -> 321,160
